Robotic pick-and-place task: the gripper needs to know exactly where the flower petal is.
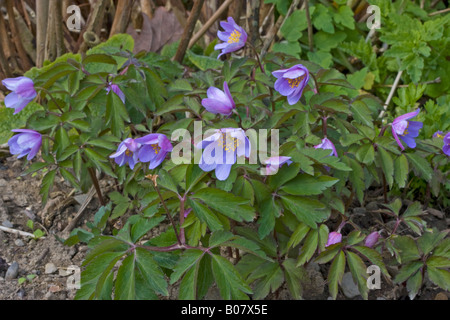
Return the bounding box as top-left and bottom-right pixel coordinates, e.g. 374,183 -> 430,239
215,163 -> 233,181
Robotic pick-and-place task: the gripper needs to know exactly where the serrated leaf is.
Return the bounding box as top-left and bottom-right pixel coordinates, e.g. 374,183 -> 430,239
394,154 -> 409,188
328,251 -> 346,300
405,153 -> 433,182
346,251 -> 369,300
281,174 -> 339,196
297,229 -> 318,266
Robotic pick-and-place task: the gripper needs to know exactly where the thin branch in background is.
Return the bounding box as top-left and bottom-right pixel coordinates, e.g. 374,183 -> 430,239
305,0 -> 314,52
5,0 -> 32,71
44,0 -> 57,62
174,0 -> 204,64
140,0 -> 154,18
261,0 -> 300,58
188,0 -> 234,50
110,0 -> 136,37
77,0 -> 108,53
428,7 -> 450,16
378,70 -> 403,119
36,0 -> 49,68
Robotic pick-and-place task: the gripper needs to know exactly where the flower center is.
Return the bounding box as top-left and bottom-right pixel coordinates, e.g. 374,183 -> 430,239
394,120 -> 408,135
151,144 -> 161,155
288,75 -> 306,89
436,133 -> 444,139
228,30 -> 242,44
218,133 -> 240,152
125,149 -> 133,157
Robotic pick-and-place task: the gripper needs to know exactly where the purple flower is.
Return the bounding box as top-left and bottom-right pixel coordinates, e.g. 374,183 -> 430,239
106,82 -> 126,104
135,134 -> 173,170
202,81 -> 235,116
8,129 -> 42,161
214,17 -> 248,59
314,138 -> 338,157
364,232 -> 380,248
443,132 -> 450,156
326,232 -> 342,248
433,131 -> 445,139
110,138 -> 141,170
272,64 -> 310,105
184,208 -> 192,219
2,77 -> 37,114
391,109 -> 423,150
264,156 -> 293,175
197,128 -> 251,181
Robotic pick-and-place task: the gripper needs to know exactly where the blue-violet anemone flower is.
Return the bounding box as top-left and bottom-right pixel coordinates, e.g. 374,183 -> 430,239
110,138 -> 141,170
2,77 -> 37,114
314,138 -> 338,157
391,109 -> 422,150
272,64 -> 310,105
197,128 -> 251,181
136,134 -> 173,170
214,17 -> 247,59
264,156 -> 293,175
8,129 -> 42,161
106,82 -> 126,104
443,132 -> 450,156
202,81 -> 235,116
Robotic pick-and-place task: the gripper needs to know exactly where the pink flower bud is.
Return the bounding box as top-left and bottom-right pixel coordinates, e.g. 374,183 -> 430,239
326,232 -> 342,247
364,232 -> 380,248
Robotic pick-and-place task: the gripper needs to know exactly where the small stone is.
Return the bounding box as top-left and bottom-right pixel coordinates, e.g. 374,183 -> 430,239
45,263 -> 58,274
366,202 -> 379,211
377,297 -> 386,300
49,285 -> 61,293
14,239 -> 25,247
2,220 -> 13,228
353,207 -> 366,215
0,179 -> 7,187
341,272 -> 360,299
435,292 -> 448,300
5,262 -> 19,280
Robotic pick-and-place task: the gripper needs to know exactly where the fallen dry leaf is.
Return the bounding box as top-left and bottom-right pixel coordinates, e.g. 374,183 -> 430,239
127,7 -> 184,54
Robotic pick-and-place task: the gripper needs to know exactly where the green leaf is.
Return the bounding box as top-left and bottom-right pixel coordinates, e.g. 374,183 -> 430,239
170,250 -> 204,284
296,229 -> 318,266
394,261 -> 423,284
351,100 -> 373,128
249,262 -> 284,300
356,144 -> 375,165
268,163 -> 302,190
283,259 -> 306,300
114,254 -> 135,300
287,223 -> 310,250
427,267 -> 450,291
191,188 -> 255,222
281,174 -> 339,196
328,251 -> 346,300
378,147 -> 394,188
394,236 -> 421,263
135,248 -> 168,297
405,153 -> 433,182
353,246 -> 390,278
406,270 -> 423,300
315,243 -> 342,264
346,251 -> 369,300
417,231 -> 448,256
281,196 -> 329,229
40,170 -> 57,204
211,254 -> 252,300
187,51 -> 223,71
188,198 -> 223,232
394,154 -> 409,188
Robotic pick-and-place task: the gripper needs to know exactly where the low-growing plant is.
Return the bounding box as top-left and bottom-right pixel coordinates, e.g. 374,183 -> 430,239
1,4 -> 449,300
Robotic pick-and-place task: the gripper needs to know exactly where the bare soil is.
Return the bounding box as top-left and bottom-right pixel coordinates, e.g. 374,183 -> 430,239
0,154 -> 448,300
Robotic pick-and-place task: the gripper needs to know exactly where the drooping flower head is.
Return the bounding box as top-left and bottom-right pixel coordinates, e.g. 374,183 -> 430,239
391,109 -> 423,150
2,77 -> 37,114
215,17 -> 248,59
8,129 -> 42,161
106,82 -> 126,104
326,232 -> 342,247
110,138 -> 141,170
264,156 -> 293,175
197,128 -> 251,181
272,64 -> 310,105
364,231 -> 380,248
202,81 -> 235,116
136,134 -> 173,170
314,138 -> 338,157
443,132 -> 450,156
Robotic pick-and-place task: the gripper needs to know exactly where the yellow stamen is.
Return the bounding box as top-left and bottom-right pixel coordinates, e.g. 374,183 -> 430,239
151,144 -> 161,155
125,149 -> 133,157
288,75 -> 306,89
228,30 -> 242,44
218,133 -> 240,152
